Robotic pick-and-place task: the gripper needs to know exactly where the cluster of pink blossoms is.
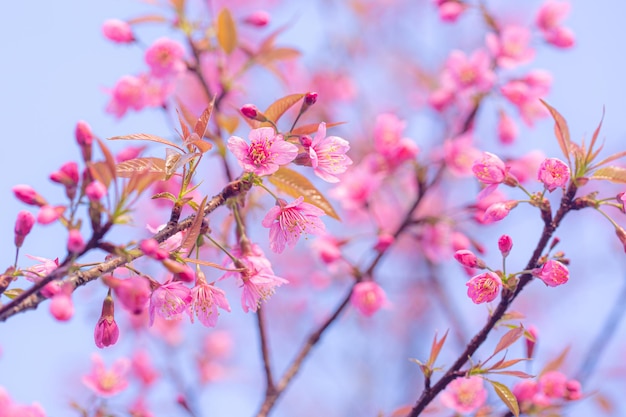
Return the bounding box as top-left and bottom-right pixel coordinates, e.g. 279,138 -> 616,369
0,387 -> 46,417
513,371 -> 582,412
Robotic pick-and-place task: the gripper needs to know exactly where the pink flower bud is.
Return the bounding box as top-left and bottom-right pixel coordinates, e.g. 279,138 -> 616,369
85,181 -> 107,201
50,285 -> 74,321
472,152 -> 507,185
103,275 -> 151,314
466,272 -> 502,304
615,227 -> 626,253
565,379 -> 582,401
243,10 -> 270,27
533,259 -> 569,287
14,210 -> 35,247
538,157 -> 570,192
67,229 -> 86,253
437,1 -> 466,22
454,250 -> 485,268
544,26 -> 575,48
304,92 -> 318,106
525,325 -> 538,359
37,205 -> 65,225
241,104 -> 259,119
102,19 -> 135,43
538,371 -> 567,398
350,281 -> 387,317
13,184 -> 46,206
162,259 -> 195,283
483,200 -> 518,223
497,111 -> 518,144
94,293 -> 120,348
498,234 -> 513,257
75,120 -> 94,146
618,192 -> 626,213
374,233 -> 394,252
50,161 -> 80,186
140,239 -> 168,260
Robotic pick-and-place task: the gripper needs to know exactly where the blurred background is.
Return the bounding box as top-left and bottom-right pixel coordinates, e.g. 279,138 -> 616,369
0,0 -> 625,416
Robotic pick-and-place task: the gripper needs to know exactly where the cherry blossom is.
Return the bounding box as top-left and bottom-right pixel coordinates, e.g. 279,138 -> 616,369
82,354 -> 130,397
228,127 -> 298,176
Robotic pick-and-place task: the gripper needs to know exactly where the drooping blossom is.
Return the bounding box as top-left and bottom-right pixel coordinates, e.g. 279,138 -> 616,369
82,353 -> 130,397
350,281 -> 388,317
533,259 -> 569,287
227,127 -> 298,176
262,197 -> 326,254
440,376 -> 488,414
102,19 -> 135,43
486,25 -> 535,69
104,275 -> 151,314
190,272 -> 231,327
307,122 -> 352,182
94,293 -> 119,348
473,188 -> 507,224
144,37 -> 186,78
466,272 -> 502,304
49,283 -> 74,321
538,157 -> 570,191
148,280 -> 192,325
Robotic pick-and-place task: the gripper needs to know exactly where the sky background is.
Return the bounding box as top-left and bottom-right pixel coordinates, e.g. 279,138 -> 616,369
1,0 -> 626,416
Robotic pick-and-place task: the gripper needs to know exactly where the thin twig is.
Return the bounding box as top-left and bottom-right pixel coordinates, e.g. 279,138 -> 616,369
256,305 -> 276,394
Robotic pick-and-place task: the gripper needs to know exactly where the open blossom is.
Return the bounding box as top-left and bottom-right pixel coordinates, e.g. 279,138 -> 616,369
106,75 -> 145,118
228,127 -> 298,176
307,122 -> 352,182
444,49 -> 495,93
535,1 -> 575,48
472,152 -> 507,185
0,387 -> 46,417
190,273 -> 231,327
82,354 -> 130,397
145,37 -> 186,78
102,19 -> 135,43
148,280 -> 192,325
486,25 -> 535,69
466,272 -> 502,303
440,376 -> 488,414
350,281 -> 387,317
539,371 -> 567,398
538,157 -> 570,191
262,197 -> 326,253
533,259 -> 569,287
373,113 -> 419,169
443,134 -> 481,177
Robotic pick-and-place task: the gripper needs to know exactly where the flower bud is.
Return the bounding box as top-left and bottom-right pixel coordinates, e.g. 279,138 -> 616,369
67,229 -> 86,253
94,292 -> 120,348
240,104 -> 267,122
243,10 -> 270,27
454,249 -> 485,269
304,92 -> 318,106
86,181 -> 107,201
37,205 -> 65,225
498,234 -> 513,257
525,325 -> 538,359
102,19 -> 135,43
13,184 -> 46,206
533,259 -> 569,287
14,210 -> 35,248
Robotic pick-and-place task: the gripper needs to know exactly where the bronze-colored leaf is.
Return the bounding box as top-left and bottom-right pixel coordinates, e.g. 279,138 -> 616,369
216,114 -> 239,134
489,370 -> 533,378
186,136 -> 213,153
488,380 -> 520,417
426,330 -> 448,368
268,167 -> 340,220
88,161 -> 115,189
216,8 -> 237,54
3,288 -> 23,300
493,326 -> 525,356
96,138 -> 117,182
180,197 -> 207,255
591,151 -> 626,170
540,347 -> 570,376
127,14 -> 168,25
590,166 -> 626,184
290,122 -> 346,136
491,358 -> 528,370
183,257 -> 243,272
194,102 -> 214,139
125,170 -> 166,197
256,47 -> 301,65
116,157 -> 166,178
109,133 -> 185,153
176,109 -> 191,141
587,107 -> 605,163
540,100 -> 571,166
263,93 -> 305,125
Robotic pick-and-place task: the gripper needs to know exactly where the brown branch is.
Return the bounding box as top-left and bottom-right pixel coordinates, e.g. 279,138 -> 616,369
0,177 -> 251,322
256,305 -> 276,394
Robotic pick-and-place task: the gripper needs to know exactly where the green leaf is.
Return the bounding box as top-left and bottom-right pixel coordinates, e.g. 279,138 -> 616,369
590,166 -> 626,183
488,380 -> 520,417
268,167 -> 340,220
216,8 -> 237,54
3,288 -> 23,299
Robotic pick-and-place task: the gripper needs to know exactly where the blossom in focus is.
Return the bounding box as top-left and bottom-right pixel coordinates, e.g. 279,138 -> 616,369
307,122 -> 352,182
466,272 -> 502,304
538,157 -> 570,191
440,376 -> 488,414
82,353 -> 130,397
350,281 -> 387,317
472,152 -> 508,185
533,259 -> 569,287
227,127 -> 298,176
148,280 -> 192,325
94,293 -> 119,348
190,272 -> 231,327
262,197 -> 326,254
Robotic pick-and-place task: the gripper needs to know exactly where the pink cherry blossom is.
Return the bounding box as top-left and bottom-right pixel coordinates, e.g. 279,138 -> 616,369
0,387 -> 46,417
533,259 -> 569,287
483,200 -> 518,223
440,376 -> 487,414
14,210 -> 35,248
85,181 -> 107,201
82,353 -> 130,397
308,122 -> 353,182
443,49 -> 495,94
486,25 -> 535,69
329,160 -> 383,211
131,349 -> 159,386
148,280 -> 192,325
513,379 -> 539,403
466,272 -> 502,304
75,120 -> 94,146
373,114 -> 419,170
443,134 -> 481,177
49,284 -> 74,321
104,275 -> 151,314
538,371 -> 567,398
310,234 -> 343,264
544,26 -> 575,48
190,273 -> 231,327
102,19 -> 135,43
473,188 -> 507,224
144,37 -> 186,78
262,197 -> 326,254
105,74 -> 146,118
228,127 -> 298,176
67,229 -> 86,253
454,250 -> 483,269
350,281 -> 387,317
536,0 -> 571,32
538,157 -> 570,191
13,184 -> 46,206
507,150 -> 546,183
472,152 -> 507,185
498,235 -> 513,257
565,379 -> 582,400
497,110 -> 518,144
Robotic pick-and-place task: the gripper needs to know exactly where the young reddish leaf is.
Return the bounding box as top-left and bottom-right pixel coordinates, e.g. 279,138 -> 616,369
96,138 -> 117,182
262,93 -> 305,125
540,100 -> 571,166
193,103 -> 214,139
175,98 -> 203,133
268,167 -> 340,220
586,107 -> 605,163
540,347 -> 570,376
186,135 -> 213,154
290,122 -> 346,136
88,161 -> 115,189
180,197 -> 207,255
216,114 -> 239,135
488,380 -> 520,417
127,14 -> 168,25
389,405 -> 413,417
109,133 -> 185,153
489,370 -> 533,378
499,311 -> 526,322
590,166 -> 626,183
493,326 -> 525,357
216,8 -> 237,54
116,157 -> 166,179
183,257 -> 241,272
256,47 -> 301,65
490,358 -> 528,370
591,151 -> 626,170
125,170 -> 166,198
427,330 -> 449,368
176,109 -> 191,141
